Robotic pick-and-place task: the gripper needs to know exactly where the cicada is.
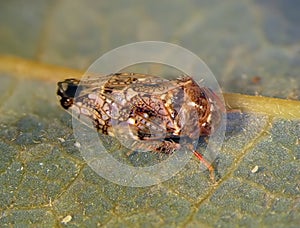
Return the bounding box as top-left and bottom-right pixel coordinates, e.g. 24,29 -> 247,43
57,73 -> 224,181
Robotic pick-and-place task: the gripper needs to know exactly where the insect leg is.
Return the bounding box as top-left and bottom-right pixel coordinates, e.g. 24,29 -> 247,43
193,150 -> 215,182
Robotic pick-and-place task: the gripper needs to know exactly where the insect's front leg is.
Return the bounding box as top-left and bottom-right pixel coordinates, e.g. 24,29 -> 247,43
154,140 -> 181,154
125,140 -> 179,158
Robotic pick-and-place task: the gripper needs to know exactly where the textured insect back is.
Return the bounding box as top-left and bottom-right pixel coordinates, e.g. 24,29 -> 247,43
108,73 -> 188,153
57,72 -> 225,182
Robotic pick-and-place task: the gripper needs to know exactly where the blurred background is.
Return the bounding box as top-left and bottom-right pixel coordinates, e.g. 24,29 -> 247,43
0,0 -> 299,97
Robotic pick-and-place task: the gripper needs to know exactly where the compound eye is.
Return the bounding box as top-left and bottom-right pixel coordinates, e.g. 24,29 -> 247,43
57,79 -> 80,98
58,97 -> 73,109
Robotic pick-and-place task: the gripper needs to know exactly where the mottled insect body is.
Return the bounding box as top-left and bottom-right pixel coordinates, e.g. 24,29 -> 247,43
57,73 -> 224,181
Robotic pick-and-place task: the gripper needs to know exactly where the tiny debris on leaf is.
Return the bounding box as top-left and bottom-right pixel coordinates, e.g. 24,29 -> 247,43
74,141 -> 81,148
58,137 -> 65,143
251,165 -> 259,173
61,215 -> 72,224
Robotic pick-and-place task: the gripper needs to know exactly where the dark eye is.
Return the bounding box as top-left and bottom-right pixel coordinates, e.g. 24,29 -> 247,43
57,79 -> 81,98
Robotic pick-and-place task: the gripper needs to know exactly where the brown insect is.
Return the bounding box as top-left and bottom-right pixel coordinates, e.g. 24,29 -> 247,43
57,73 -> 224,181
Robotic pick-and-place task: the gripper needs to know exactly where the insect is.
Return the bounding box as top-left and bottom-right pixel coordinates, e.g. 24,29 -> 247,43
57,72 -> 224,181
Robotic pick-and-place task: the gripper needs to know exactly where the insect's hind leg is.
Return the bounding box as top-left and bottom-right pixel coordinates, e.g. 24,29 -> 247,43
192,150 -> 216,183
